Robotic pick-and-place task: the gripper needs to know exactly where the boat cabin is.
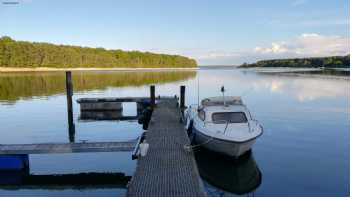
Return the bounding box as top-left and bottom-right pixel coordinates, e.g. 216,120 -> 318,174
197,97 -> 251,124
201,96 -> 243,106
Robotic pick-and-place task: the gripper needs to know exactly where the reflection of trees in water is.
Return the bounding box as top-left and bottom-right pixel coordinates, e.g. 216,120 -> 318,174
0,71 -> 196,102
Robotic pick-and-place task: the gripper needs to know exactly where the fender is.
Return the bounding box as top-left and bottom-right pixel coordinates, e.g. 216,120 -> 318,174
185,115 -> 191,130
184,109 -> 193,130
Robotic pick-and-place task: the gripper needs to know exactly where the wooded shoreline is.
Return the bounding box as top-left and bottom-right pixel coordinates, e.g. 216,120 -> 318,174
0,67 -> 199,73
0,36 -> 197,69
239,55 -> 350,68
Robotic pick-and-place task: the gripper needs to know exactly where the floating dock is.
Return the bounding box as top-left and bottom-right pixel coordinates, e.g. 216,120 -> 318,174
77,97 -> 149,111
127,98 -> 206,197
0,141 -> 136,155
76,97 -> 150,104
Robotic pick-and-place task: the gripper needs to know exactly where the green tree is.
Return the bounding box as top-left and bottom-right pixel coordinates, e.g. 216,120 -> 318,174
0,36 -> 197,68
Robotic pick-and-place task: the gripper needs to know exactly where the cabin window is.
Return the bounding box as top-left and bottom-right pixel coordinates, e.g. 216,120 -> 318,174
211,112 -> 248,124
198,110 -> 205,121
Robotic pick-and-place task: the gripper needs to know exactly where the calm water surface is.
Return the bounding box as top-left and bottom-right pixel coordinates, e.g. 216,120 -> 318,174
0,69 -> 349,197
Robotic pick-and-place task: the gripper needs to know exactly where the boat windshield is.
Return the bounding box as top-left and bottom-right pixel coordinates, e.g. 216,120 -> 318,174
212,112 -> 248,124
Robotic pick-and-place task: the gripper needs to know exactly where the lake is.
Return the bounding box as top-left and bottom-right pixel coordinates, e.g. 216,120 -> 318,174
0,68 -> 349,197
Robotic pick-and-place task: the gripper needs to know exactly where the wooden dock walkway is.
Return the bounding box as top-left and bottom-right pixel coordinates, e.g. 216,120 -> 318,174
127,98 -> 206,197
0,141 -> 136,155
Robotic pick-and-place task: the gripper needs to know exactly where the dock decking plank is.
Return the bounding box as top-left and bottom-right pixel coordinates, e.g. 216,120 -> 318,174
127,99 -> 206,197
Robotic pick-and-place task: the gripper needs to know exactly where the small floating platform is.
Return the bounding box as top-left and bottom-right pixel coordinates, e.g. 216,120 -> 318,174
77,97 -> 150,103
79,101 -> 123,111
77,97 -> 151,111
77,97 -> 154,114
79,111 -> 138,121
0,141 -> 136,155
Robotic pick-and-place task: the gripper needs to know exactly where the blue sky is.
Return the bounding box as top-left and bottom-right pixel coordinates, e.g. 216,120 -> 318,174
1,0 -> 350,65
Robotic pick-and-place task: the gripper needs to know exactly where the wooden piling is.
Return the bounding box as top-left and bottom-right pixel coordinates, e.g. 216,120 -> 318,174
180,85 -> 186,109
150,85 -> 155,108
66,71 -> 75,143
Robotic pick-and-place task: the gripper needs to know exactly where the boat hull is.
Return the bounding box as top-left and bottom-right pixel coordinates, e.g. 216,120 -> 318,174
193,127 -> 256,157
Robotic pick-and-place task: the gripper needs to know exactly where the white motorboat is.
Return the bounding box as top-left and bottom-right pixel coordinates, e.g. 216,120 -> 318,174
185,95 -> 263,157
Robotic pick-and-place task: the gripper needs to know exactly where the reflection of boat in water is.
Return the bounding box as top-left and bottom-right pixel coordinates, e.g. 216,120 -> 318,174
195,148 -> 262,196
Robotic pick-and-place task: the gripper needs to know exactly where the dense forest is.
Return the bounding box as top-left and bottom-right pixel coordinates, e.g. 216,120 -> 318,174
240,55 -> 350,68
0,36 -> 197,68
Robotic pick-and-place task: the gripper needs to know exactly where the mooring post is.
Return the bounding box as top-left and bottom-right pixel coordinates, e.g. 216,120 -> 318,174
150,85 -> 155,108
180,85 -> 186,122
66,71 -> 75,143
180,86 -> 186,109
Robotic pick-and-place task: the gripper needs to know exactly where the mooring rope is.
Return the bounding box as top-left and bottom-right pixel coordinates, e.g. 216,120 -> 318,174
183,135 -> 215,152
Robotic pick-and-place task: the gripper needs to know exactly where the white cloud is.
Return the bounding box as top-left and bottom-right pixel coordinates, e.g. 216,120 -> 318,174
255,33 -> 350,57
300,19 -> 350,26
1,0 -> 32,4
254,42 -> 289,54
266,18 -> 350,29
145,33 -> 350,65
193,51 -> 241,60
291,0 -> 307,6
196,33 -> 350,65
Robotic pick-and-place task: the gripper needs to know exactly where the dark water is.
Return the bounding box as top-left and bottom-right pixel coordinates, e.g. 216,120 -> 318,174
0,69 -> 350,196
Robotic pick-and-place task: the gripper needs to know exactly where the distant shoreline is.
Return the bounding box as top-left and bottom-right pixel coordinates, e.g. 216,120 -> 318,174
0,67 -> 199,73
238,54 -> 350,68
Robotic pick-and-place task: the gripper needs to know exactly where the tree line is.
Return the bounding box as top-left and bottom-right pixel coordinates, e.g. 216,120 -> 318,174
0,36 -> 197,68
240,55 -> 350,68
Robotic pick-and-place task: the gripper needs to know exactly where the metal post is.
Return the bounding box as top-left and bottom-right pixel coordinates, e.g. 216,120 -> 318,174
150,85 -> 155,108
180,86 -> 185,109
66,71 -> 75,143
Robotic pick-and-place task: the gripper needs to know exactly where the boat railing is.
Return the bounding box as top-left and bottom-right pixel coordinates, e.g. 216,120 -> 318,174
188,104 -> 199,108
248,119 -> 263,133
203,120 -> 230,134
203,119 -> 263,134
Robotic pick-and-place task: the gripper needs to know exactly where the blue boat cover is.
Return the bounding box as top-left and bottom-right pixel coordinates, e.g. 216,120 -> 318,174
0,155 -> 29,170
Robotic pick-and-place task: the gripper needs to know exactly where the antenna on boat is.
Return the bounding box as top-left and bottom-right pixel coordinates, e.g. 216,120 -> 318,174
221,86 -> 226,106
197,71 -> 200,106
